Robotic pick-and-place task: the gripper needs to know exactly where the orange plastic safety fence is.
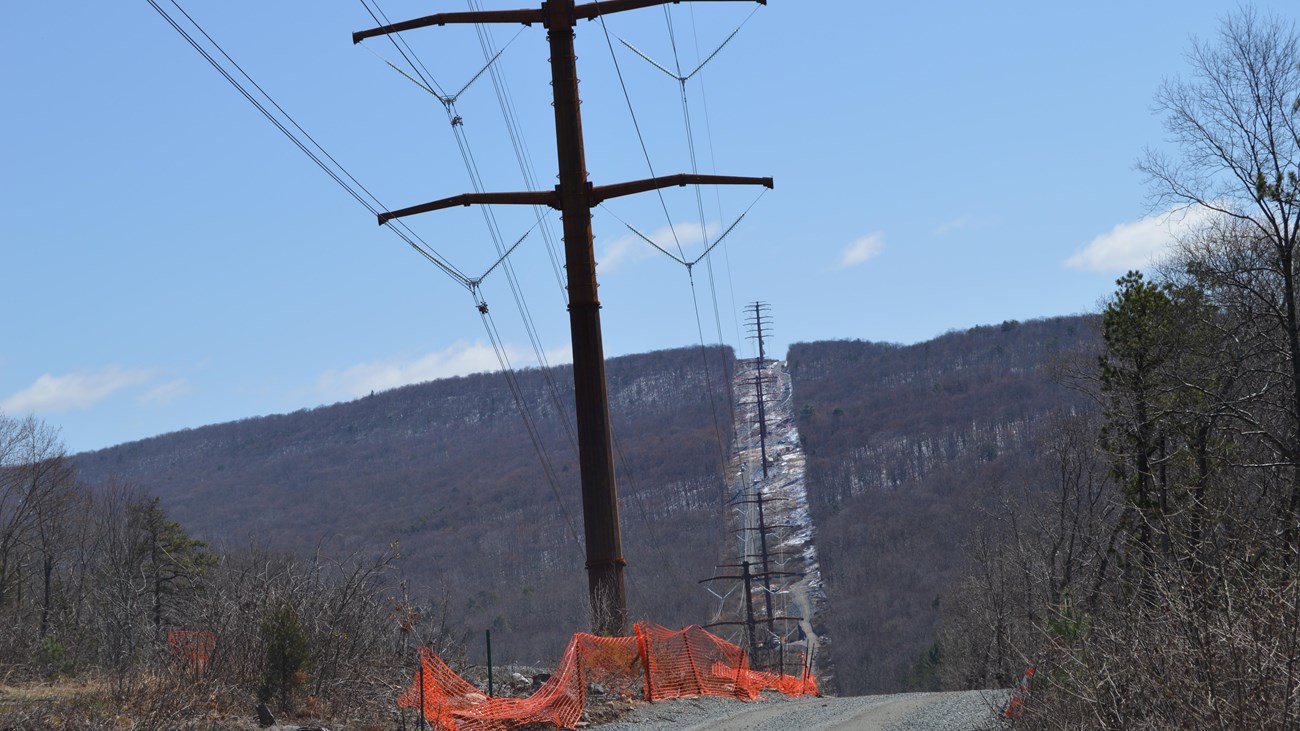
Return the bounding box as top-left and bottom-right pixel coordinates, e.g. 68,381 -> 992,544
396,624 -> 818,731
736,665 -> 820,697
166,629 -> 215,672
397,646 -> 487,729
637,623 -> 754,701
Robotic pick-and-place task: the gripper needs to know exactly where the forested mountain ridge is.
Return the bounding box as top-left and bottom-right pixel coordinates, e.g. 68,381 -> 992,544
69,317 -> 1100,689
74,345 -> 736,663
788,315 -> 1101,694
792,316 -> 1096,500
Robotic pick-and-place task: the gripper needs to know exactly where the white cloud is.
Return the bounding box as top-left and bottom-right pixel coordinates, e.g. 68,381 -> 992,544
934,216 -> 973,237
318,340 -> 572,401
599,234 -> 651,273
541,343 -> 573,368
838,232 -> 886,269
139,379 -> 191,407
598,222 -> 716,273
1066,206 -> 1219,272
2,366 -> 155,414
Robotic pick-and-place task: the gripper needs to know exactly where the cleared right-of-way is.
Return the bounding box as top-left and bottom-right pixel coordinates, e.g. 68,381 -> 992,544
594,689 -> 1007,730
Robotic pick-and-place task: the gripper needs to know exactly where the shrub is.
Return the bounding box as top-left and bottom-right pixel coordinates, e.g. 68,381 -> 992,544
259,603 -> 312,710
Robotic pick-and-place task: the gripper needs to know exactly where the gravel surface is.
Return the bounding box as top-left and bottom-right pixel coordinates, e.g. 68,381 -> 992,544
884,690 -> 1009,731
591,690 -> 1008,731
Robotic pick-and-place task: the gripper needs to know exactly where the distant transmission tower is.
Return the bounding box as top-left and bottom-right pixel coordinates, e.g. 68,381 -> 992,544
703,301 -> 803,670
745,302 -> 773,478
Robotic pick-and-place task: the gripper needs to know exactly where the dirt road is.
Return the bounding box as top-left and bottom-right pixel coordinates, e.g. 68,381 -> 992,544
594,690 -> 1005,730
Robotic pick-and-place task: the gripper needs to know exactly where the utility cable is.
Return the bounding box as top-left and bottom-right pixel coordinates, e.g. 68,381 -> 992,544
466,0 -> 569,304
358,0 -> 544,361
155,0 -> 579,550
590,3 -> 686,261
476,298 -> 585,554
686,265 -> 737,515
366,0 -> 581,464
467,1 -> 581,454
361,33 -> 521,107
361,0 -> 588,544
599,189 -> 767,268
646,6 -> 751,360
357,0 -> 448,98
145,0 -> 472,289
624,5 -> 764,451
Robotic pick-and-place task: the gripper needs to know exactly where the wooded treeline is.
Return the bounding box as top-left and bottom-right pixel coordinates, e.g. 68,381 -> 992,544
1,412 -> 452,727
72,345 -> 736,666
939,11 -> 1300,728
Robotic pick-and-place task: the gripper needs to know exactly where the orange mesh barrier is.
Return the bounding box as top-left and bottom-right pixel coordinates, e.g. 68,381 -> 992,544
397,624 -> 818,731
637,623 -> 754,701
166,629 -> 215,672
736,665 -> 820,697
396,646 -> 487,729
455,633 -> 640,731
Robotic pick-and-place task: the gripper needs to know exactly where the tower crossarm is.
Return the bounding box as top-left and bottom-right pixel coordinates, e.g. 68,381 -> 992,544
354,0 -> 764,43
375,174 -> 772,226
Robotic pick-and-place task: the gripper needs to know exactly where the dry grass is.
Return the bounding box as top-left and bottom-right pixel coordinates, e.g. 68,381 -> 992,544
0,674 -> 391,731
0,677 -> 115,731
0,677 -> 108,704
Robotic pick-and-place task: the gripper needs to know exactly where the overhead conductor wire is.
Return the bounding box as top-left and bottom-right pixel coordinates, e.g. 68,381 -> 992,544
610,2 -> 767,638
365,0 -> 630,593
689,3 -> 744,353
590,0 -> 767,606
361,0 -> 577,461
145,0 -> 472,289
358,0 -> 590,549
662,5 -> 740,490
148,0 -> 583,549
465,2 -> 584,457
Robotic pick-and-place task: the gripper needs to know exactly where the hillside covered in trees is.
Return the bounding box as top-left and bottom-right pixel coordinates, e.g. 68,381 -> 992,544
788,316 -> 1100,694
66,321 -> 1112,697
73,345 -> 737,665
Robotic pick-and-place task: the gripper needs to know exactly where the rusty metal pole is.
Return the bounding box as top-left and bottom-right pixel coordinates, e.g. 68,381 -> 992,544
742,560 -> 758,660
755,489 -> 775,634
545,0 -> 627,637
353,0 -> 772,641
418,648 -> 427,730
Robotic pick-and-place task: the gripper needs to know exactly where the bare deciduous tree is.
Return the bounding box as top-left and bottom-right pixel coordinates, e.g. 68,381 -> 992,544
1141,9 -> 1300,547
0,413 -> 78,665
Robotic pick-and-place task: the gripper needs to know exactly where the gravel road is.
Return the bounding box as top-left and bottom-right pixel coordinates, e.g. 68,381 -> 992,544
592,690 -> 1007,731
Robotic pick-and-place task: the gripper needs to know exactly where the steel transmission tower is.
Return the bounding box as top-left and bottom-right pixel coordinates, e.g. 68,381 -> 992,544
354,0 -> 770,636
745,302 -> 773,477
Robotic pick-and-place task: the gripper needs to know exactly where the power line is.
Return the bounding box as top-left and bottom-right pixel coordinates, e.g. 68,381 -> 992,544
145,0 -> 474,289
362,0 -> 596,604
592,8 -> 687,261
600,188 -> 769,268
476,301 -> 585,554
692,71 -> 746,357
619,5 -> 760,351
357,0 -> 448,98
361,0 -> 584,465
149,0 -> 585,562
466,2 -> 583,454
466,0 -> 569,304
616,6 -> 765,487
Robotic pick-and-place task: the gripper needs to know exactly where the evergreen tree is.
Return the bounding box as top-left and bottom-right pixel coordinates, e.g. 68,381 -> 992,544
127,497 -> 217,634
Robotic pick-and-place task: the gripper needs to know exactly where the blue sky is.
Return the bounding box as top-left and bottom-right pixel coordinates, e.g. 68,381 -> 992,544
3,1 -> 1293,453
